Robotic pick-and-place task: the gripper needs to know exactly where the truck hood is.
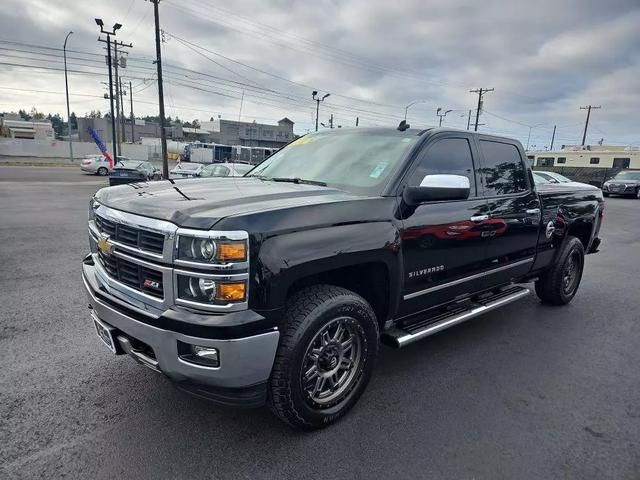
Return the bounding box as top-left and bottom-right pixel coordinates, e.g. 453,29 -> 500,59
94,177 -> 365,229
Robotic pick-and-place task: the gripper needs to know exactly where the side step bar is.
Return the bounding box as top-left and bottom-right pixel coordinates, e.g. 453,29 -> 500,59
381,286 -> 530,348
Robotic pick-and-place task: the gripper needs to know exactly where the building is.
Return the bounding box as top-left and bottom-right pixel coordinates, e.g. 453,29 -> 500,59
182,118 -> 295,148
0,115 -> 54,140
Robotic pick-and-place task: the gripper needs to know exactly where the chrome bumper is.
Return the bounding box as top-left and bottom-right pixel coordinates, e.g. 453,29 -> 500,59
82,260 -> 279,390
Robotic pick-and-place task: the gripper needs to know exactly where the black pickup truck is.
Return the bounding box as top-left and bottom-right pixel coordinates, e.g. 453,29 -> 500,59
82,127 -> 604,429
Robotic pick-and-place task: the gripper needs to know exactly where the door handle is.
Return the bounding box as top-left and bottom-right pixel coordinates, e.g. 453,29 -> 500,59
526,208 -> 541,215
470,215 -> 489,222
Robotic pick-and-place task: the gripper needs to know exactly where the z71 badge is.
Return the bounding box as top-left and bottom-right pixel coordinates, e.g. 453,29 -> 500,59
408,265 -> 444,278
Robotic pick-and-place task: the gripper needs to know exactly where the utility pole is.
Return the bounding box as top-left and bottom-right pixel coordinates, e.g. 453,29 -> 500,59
356,116 -> 359,127
110,41 -> 132,151
312,91 -> 330,132
96,19 -> 122,160
119,76 -> 126,142
151,0 -> 169,179
329,113 -> 334,129
469,88 -> 494,131
113,41 -> 121,152
63,31 -> 74,163
129,80 -> 135,143
238,90 -> 244,121
580,105 -> 601,146
466,109 -> 472,130
550,124 -> 556,151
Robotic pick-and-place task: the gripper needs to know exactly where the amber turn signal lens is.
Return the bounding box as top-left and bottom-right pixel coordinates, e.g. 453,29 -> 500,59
217,282 -> 246,301
216,242 -> 247,261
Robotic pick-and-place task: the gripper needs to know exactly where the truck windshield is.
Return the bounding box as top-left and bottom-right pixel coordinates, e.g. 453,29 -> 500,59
247,131 -> 417,195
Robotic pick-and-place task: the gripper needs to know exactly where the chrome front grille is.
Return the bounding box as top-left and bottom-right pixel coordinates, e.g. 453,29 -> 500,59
89,204 -> 249,315
98,250 -> 164,298
95,214 -> 165,255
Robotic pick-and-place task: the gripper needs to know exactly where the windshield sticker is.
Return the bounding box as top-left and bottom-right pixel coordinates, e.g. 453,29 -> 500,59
369,162 -> 388,179
291,136 -> 313,146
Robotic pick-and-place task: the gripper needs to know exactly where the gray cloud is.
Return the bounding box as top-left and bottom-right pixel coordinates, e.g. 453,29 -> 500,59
0,0 -> 638,147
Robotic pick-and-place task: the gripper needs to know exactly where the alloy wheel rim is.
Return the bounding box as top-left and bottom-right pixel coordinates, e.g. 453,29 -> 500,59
300,316 -> 365,408
562,251 -> 582,295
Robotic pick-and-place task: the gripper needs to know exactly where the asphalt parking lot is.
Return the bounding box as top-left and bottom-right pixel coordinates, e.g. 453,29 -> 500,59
1,165 -> 639,479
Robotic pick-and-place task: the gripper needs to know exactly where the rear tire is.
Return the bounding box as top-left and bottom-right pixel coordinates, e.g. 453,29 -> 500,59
268,285 -> 379,430
97,167 -> 108,176
603,192 -> 610,198
535,236 -> 585,305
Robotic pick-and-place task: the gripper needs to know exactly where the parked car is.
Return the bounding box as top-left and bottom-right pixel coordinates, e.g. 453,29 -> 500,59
199,163 -> 254,178
170,162 -> 204,178
108,160 -> 161,186
84,127 -> 604,429
81,155 -> 129,176
532,171 -> 551,185
602,170 -> 640,198
533,170 -> 597,189
533,171 -> 572,183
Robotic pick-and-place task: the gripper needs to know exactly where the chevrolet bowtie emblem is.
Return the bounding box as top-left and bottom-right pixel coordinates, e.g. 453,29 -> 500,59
98,234 -> 113,255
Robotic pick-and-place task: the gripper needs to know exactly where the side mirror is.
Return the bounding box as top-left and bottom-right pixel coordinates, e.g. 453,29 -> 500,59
403,174 -> 470,205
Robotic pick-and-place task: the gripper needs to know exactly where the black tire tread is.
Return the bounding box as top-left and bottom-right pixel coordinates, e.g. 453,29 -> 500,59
535,236 -> 584,305
268,284 -> 378,429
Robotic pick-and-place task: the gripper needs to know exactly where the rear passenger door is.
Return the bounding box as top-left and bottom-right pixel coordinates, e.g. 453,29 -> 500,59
475,137 -> 540,283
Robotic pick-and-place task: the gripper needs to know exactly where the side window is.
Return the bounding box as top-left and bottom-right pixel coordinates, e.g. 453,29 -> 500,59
478,140 -> 527,196
590,157 -> 600,164
557,157 -> 566,164
537,157 -> 555,167
407,138 -> 477,196
613,158 -> 630,168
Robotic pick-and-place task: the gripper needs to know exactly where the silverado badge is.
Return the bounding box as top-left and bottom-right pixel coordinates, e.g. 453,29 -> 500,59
97,233 -> 114,256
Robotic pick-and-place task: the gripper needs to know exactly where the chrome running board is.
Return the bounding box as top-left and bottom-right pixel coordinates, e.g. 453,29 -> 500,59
382,286 -> 530,348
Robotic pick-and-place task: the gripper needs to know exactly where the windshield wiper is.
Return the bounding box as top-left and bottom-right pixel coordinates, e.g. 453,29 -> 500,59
268,177 -> 327,187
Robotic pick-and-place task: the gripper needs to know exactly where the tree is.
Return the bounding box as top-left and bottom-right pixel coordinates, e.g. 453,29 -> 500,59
70,112 -> 78,130
30,107 -> 45,120
18,109 -> 31,121
47,113 -> 65,138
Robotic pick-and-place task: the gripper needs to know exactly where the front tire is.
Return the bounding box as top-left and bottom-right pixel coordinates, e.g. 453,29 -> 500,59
603,192 -> 610,198
268,285 -> 379,429
97,167 -> 108,176
535,236 -> 585,305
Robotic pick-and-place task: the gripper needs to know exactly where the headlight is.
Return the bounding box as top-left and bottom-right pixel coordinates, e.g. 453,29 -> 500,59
176,234 -> 247,263
177,275 -> 246,303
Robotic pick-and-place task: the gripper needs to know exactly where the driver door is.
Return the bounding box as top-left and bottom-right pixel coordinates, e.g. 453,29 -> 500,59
398,134 -> 493,317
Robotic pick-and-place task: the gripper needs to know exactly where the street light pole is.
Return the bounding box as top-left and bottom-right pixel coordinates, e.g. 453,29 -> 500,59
404,100 -> 428,122
312,91 -> 330,132
63,31 -> 74,163
96,19 -> 122,161
436,108 -> 452,127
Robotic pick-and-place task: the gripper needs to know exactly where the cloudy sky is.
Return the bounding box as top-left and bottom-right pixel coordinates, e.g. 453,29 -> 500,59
0,0 -> 638,149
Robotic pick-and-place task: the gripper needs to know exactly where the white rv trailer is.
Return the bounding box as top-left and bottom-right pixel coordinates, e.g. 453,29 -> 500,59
527,145 -> 640,169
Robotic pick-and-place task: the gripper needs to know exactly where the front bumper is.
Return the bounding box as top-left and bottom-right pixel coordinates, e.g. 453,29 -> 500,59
82,259 -> 279,407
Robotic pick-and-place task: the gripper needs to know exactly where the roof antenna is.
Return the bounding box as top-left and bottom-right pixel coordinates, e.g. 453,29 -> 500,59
397,120 -> 410,131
